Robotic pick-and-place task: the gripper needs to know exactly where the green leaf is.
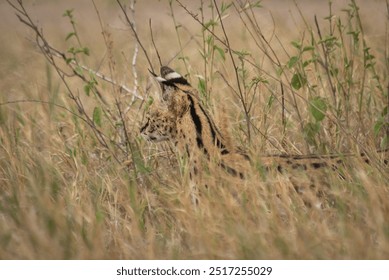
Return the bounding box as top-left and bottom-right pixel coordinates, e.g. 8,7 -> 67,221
221,2 -> 232,14
319,36 -> 338,48
276,66 -> 284,77
63,9 -> 74,18
374,120 -> 383,137
253,76 -> 268,85
83,84 -> 91,96
132,148 -> 151,174
81,151 -> 88,165
83,47 -> 90,56
251,1 -> 263,8
233,49 -> 250,59
347,30 -> 360,44
303,122 -> 320,145
249,77 -> 267,89
198,49 -> 207,59
287,56 -> 299,69
95,209 -> 105,223
291,40 -> 301,49
65,57 -> 74,65
93,106 -> 102,127
303,59 -> 316,68
197,77 -> 206,96
373,114 -> 387,137
382,106 -> 388,117
67,46 -> 75,55
206,34 -> 214,44
214,45 -> 226,61
65,32 -> 76,41
267,93 -> 275,108
67,47 -> 90,56
309,96 -> 327,122
381,135 -> 388,149
203,19 -> 217,31
291,72 -> 306,90
330,67 -> 339,77
147,96 -> 154,106
178,56 -> 189,62
302,45 -> 315,52
74,66 -> 83,77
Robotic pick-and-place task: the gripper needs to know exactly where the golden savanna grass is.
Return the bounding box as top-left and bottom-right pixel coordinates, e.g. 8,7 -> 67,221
0,0 -> 388,259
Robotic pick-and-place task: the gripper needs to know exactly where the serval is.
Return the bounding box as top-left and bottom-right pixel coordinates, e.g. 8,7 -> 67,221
140,66 -> 389,207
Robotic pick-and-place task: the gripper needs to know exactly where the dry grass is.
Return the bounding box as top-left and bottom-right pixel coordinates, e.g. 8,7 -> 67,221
0,0 -> 388,259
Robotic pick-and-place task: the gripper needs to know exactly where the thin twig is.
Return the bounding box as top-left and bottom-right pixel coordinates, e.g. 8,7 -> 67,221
92,0 -> 117,95
75,60 -> 143,99
234,1 -> 287,132
115,98 -> 131,153
314,15 -> 337,106
168,0 -> 189,74
129,0 -> 139,103
116,0 -> 154,73
166,36 -> 195,66
149,19 -> 162,68
212,0 -> 251,142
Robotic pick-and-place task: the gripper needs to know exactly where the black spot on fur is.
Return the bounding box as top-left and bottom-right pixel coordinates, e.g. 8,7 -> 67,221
311,162 -> 327,169
219,162 -> 244,179
192,166 -> 198,175
185,145 -> 191,158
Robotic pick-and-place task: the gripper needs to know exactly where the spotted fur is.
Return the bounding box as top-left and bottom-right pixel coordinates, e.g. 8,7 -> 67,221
140,109 -> 176,142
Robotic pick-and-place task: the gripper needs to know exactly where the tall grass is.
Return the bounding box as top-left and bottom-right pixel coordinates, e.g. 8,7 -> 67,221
0,0 -> 388,259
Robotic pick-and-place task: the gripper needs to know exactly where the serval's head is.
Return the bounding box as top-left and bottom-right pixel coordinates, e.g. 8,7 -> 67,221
140,66 -> 188,142
149,66 -> 194,103
140,109 -> 177,142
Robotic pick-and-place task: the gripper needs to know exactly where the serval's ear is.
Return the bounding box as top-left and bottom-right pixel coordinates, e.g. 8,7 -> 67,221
149,67 -> 178,102
160,66 -> 190,86
149,66 -> 190,86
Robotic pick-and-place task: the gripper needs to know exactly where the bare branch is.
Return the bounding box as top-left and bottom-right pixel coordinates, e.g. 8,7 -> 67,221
116,0 -> 154,72
75,61 -> 143,100
149,19 -> 162,68
129,0 -> 139,103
